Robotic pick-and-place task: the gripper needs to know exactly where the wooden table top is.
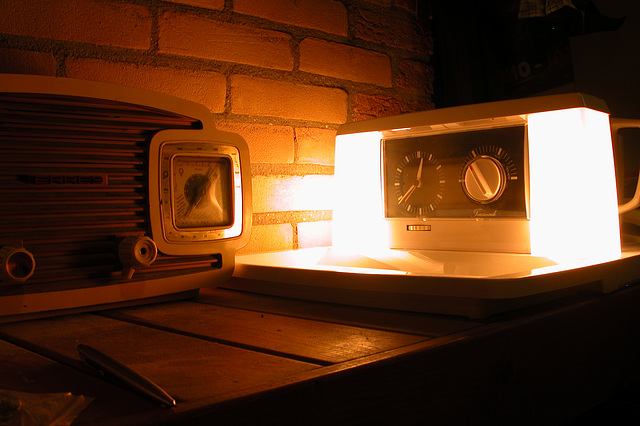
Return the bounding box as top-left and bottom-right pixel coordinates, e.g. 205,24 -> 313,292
1,279 -> 639,425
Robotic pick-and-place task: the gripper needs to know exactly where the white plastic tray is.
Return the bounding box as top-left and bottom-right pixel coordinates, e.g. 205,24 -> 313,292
229,246 -> 640,318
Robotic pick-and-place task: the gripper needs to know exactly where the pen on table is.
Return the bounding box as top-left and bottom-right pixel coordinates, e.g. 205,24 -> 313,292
77,344 -> 177,407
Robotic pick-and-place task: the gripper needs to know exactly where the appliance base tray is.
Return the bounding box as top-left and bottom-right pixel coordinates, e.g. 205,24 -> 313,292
229,247 -> 640,318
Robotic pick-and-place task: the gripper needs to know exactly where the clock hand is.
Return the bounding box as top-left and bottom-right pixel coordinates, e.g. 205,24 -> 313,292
398,157 -> 424,205
398,184 -> 417,204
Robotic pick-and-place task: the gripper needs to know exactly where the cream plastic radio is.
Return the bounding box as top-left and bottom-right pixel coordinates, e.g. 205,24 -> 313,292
0,75 -> 251,322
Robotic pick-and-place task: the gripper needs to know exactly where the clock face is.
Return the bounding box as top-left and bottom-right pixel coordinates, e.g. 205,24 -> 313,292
383,125 -> 527,219
157,141 -> 242,245
392,150 -> 445,217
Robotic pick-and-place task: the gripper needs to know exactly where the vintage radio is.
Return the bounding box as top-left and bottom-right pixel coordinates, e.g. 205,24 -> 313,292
232,93 -> 640,318
0,75 -> 251,322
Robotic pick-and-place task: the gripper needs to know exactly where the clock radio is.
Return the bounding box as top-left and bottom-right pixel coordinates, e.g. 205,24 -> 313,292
332,93 -> 639,261
231,93 -> 640,318
0,75 -> 251,322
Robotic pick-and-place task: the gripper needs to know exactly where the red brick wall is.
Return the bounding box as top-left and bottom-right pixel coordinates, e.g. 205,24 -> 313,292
0,0 -> 433,253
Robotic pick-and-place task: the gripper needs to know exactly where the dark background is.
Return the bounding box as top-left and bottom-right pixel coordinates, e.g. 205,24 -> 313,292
429,0 -> 639,118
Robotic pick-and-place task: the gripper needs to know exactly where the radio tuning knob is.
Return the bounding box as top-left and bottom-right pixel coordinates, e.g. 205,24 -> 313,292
118,236 -> 158,280
462,156 -> 507,203
0,246 -> 36,283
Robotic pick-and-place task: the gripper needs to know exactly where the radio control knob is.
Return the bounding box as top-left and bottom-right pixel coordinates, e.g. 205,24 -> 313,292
462,156 -> 506,203
0,246 -> 36,283
118,236 -> 158,279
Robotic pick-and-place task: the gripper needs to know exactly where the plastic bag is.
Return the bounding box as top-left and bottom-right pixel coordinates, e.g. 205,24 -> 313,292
0,389 -> 92,426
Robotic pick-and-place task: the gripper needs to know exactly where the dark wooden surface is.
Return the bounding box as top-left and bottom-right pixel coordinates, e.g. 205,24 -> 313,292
1,280 -> 639,425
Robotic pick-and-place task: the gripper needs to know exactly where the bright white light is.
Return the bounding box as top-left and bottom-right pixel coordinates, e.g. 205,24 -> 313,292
332,131 -> 390,250
527,107 -> 621,262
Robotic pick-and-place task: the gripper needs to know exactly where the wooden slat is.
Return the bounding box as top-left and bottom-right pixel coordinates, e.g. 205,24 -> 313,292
101,298 -> 429,365
0,131 -> 148,144
0,141 -> 144,156
0,112 -> 194,131
201,286 -> 479,337
0,210 -> 145,220
0,195 -> 144,203
0,313 -> 319,415
0,94 -> 201,127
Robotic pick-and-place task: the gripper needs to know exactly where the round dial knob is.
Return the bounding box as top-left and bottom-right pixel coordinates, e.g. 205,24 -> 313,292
462,156 -> 506,203
0,246 -> 35,283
